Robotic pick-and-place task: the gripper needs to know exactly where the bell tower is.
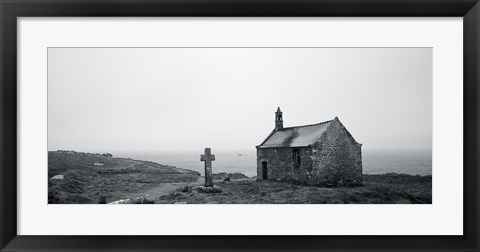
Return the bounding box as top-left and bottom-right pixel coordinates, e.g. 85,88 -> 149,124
275,107 -> 283,130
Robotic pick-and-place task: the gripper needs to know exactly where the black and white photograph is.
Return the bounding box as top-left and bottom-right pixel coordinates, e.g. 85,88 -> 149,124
48,47 -> 432,204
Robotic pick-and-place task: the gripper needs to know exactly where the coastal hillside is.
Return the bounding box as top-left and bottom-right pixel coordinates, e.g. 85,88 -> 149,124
48,151 -> 200,204
48,151 -> 431,204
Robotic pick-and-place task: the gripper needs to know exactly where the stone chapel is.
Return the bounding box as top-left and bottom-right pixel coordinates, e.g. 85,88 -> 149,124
256,107 -> 363,186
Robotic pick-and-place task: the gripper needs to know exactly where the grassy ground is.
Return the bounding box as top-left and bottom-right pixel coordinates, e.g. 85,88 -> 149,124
48,151 -> 200,204
49,151 -> 431,204
156,174 -> 431,204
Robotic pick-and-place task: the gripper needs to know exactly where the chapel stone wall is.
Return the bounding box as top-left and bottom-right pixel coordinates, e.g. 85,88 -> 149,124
310,119 -> 363,185
256,147 -> 313,181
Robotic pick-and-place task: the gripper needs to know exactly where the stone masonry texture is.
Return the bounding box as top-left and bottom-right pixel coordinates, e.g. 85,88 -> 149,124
257,117 -> 362,186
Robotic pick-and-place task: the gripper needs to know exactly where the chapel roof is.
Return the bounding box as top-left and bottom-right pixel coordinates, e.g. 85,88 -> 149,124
257,120 -> 333,148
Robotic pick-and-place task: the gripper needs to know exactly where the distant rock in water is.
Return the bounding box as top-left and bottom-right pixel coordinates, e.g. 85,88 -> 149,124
212,172 -> 249,180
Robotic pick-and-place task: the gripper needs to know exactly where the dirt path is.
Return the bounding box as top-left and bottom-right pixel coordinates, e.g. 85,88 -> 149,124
116,176 -> 205,202
112,176 -> 254,203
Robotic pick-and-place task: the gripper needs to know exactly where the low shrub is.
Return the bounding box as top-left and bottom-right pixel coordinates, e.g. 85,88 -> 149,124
178,185 -> 192,193
196,186 -> 223,193
212,173 -> 249,180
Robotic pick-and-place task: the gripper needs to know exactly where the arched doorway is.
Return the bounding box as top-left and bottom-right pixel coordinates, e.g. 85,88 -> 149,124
261,161 -> 268,180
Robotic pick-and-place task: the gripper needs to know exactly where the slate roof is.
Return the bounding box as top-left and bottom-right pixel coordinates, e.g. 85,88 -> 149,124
257,120 -> 333,148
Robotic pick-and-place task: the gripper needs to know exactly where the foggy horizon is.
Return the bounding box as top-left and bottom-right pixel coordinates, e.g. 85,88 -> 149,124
48,48 -> 432,154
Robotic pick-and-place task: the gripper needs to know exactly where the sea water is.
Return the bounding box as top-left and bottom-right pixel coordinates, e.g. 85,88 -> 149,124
118,149 -> 432,177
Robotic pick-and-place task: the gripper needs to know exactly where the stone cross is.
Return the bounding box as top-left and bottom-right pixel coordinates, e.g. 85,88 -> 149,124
200,148 -> 215,187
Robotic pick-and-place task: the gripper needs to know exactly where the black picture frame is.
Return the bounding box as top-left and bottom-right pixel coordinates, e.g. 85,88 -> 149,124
1,0 -> 479,251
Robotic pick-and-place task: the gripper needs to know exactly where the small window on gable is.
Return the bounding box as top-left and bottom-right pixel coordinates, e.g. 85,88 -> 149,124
293,149 -> 301,167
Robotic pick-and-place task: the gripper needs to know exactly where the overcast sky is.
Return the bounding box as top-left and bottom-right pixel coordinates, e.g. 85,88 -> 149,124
48,48 -> 432,153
